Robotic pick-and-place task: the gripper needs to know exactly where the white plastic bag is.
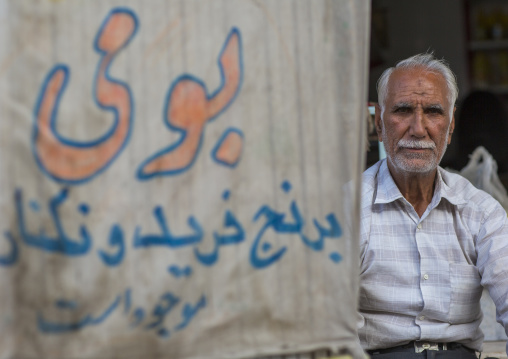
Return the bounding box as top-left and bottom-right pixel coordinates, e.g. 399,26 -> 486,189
460,146 -> 508,211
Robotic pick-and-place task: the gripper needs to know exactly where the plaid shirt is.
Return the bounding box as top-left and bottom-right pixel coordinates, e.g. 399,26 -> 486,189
358,160 -> 508,353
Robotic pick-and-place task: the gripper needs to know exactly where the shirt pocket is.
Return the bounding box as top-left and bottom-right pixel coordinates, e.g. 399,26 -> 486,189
447,263 -> 482,324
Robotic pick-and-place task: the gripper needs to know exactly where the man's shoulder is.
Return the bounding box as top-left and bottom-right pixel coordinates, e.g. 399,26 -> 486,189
439,167 -> 503,212
439,166 -> 474,189
360,162 -> 501,211
360,161 -> 384,209
362,161 -> 383,193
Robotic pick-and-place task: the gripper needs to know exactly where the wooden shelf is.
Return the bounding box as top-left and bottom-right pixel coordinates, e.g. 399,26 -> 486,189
469,39 -> 508,51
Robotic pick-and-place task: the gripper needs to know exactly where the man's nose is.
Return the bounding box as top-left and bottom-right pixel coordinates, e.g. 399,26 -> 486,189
409,109 -> 426,137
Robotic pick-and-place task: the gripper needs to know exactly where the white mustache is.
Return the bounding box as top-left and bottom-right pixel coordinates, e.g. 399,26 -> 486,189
397,139 -> 436,149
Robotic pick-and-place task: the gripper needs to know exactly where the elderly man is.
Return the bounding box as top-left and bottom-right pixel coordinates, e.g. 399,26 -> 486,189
358,53 -> 508,358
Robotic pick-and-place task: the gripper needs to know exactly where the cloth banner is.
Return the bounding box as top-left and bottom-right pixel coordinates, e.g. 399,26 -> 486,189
0,1 -> 369,358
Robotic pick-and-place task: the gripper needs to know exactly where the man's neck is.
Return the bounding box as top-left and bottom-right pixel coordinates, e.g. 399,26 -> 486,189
386,161 -> 437,218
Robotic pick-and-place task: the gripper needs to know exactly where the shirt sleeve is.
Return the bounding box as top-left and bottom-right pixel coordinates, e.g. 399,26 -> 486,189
475,201 -> 508,352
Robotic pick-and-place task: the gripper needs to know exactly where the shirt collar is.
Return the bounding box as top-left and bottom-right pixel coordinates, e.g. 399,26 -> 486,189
374,160 -> 467,206
374,160 -> 403,204
437,167 -> 468,206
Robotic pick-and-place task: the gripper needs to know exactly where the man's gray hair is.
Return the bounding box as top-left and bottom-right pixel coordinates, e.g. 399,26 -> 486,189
377,53 -> 458,111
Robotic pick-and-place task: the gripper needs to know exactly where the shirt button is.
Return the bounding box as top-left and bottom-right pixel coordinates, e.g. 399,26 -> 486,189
417,224 -> 422,230
423,274 -> 429,280
419,315 -> 425,320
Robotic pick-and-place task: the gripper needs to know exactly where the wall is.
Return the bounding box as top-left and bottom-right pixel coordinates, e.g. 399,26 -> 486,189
369,0 -> 469,102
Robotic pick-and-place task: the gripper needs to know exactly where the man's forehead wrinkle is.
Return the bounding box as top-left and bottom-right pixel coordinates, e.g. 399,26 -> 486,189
388,69 -> 447,94
393,83 -> 438,97
388,84 -> 437,101
387,84 -> 448,108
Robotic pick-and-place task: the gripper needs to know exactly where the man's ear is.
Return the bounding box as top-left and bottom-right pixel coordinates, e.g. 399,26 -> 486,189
375,104 -> 383,142
448,106 -> 456,144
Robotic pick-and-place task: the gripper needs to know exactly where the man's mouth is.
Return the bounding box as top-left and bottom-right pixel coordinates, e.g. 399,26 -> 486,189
401,147 -> 430,151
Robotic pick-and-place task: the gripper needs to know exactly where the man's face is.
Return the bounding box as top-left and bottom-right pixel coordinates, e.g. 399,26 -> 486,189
375,68 -> 455,175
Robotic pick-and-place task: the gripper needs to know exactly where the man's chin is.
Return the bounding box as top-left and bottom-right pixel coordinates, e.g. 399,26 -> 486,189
390,156 -> 438,174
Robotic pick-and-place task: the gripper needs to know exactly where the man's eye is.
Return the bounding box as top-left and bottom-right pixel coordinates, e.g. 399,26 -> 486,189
427,108 -> 443,115
394,107 -> 411,113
